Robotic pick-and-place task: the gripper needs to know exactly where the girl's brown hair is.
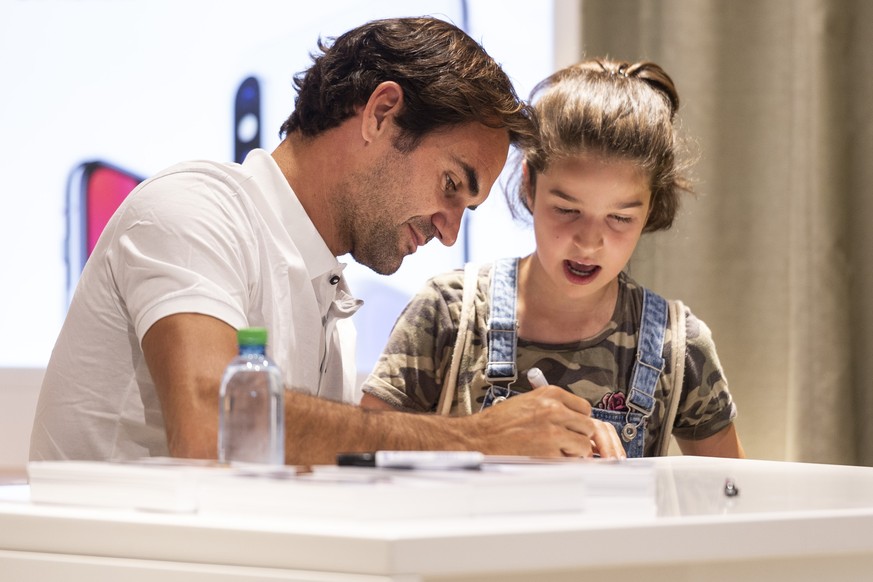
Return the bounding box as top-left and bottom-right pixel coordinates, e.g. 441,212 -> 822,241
511,58 -> 692,232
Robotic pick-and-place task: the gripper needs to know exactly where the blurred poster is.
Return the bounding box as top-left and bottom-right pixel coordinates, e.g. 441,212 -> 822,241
0,0 -> 545,372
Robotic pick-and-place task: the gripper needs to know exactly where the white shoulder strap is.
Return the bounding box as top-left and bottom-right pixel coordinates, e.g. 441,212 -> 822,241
437,263 -> 480,416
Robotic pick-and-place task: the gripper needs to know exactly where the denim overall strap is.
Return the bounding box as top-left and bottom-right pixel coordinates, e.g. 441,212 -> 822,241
621,288 -> 668,442
484,257 -> 519,383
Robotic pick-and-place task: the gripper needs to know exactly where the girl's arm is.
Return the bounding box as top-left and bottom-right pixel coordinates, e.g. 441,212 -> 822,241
361,393 -> 396,410
675,423 -> 745,458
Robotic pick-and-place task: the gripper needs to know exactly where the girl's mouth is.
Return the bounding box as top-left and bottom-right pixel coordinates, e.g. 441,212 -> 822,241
565,260 -> 600,282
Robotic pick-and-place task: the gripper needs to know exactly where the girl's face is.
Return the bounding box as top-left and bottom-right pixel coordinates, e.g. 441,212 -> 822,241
528,154 -> 651,301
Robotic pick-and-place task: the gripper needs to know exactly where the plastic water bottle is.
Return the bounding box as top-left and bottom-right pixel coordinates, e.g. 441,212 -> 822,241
218,327 -> 285,465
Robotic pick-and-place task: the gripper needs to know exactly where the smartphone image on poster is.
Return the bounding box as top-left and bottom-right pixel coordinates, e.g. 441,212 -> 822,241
234,75 -> 261,163
65,160 -> 143,302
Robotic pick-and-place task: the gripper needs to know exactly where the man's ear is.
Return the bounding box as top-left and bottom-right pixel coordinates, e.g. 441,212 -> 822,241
361,81 -> 403,143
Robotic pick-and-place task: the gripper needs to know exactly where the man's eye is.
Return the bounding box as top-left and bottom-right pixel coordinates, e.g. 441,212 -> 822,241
445,175 -> 458,192
554,207 -> 576,215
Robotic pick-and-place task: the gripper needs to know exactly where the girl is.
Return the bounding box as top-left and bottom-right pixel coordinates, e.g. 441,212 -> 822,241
361,59 -> 744,458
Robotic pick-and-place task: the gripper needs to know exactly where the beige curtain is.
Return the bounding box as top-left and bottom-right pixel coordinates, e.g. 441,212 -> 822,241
571,0 -> 873,465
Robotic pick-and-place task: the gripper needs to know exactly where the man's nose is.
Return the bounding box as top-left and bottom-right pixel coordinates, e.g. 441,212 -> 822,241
432,207 -> 464,247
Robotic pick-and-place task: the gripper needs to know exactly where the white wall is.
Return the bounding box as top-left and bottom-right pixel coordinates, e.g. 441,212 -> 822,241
0,369 -> 43,469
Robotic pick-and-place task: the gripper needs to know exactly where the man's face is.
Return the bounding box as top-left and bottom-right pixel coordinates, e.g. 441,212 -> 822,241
339,122 -> 510,275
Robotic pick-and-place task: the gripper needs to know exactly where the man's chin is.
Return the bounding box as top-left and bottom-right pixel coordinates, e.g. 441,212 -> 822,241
368,262 -> 403,276
352,250 -> 405,276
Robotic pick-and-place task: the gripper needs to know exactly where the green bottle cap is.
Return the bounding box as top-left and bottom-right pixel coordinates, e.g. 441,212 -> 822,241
237,327 -> 268,346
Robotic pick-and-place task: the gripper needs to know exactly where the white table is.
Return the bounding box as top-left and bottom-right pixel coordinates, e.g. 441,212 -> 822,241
2,456 -> 873,581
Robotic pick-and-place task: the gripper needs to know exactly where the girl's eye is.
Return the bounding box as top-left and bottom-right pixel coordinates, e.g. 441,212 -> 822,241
554,207 -> 577,215
610,215 -> 634,224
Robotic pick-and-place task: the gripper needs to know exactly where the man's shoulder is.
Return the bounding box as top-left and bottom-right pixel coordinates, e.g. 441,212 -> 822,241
145,158 -> 245,190
123,157 -> 262,224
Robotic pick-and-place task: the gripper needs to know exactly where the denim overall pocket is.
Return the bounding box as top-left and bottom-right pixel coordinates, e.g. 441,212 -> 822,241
590,408 -> 646,458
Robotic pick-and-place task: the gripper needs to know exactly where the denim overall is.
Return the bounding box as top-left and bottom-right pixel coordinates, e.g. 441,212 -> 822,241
480,258 -> 668,458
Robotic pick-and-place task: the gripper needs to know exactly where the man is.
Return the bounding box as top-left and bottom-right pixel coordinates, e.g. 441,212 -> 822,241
30,17 -> 623,464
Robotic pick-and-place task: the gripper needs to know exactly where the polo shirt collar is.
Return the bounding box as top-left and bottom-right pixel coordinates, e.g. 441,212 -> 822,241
241,149 -> 341,285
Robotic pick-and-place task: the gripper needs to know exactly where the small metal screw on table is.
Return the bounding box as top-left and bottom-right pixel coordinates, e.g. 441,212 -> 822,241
724,478 -> 739,497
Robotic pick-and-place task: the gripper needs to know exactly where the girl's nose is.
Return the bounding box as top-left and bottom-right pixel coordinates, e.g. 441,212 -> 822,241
572,219 -> 603,252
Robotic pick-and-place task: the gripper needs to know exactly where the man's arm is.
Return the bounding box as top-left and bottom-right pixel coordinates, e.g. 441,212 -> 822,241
144,313 -> 625,464
360,392 -> 626,460
142,313 -> 237,459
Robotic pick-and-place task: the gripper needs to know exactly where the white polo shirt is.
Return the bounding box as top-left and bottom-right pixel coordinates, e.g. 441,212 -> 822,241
30,149 -> 361,461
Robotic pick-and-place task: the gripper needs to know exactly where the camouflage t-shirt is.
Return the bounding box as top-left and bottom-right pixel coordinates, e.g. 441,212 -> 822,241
362,265 -> 737,457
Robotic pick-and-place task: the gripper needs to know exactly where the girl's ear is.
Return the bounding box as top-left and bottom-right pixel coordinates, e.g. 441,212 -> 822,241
644,187 -> 655,227
522,161 -> 535,211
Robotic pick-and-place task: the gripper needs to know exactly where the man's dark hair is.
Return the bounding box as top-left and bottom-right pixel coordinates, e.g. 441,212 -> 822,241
279,17 -> 535,151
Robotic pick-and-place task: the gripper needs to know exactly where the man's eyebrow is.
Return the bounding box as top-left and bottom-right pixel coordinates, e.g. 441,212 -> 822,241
456,159 -> 480,196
